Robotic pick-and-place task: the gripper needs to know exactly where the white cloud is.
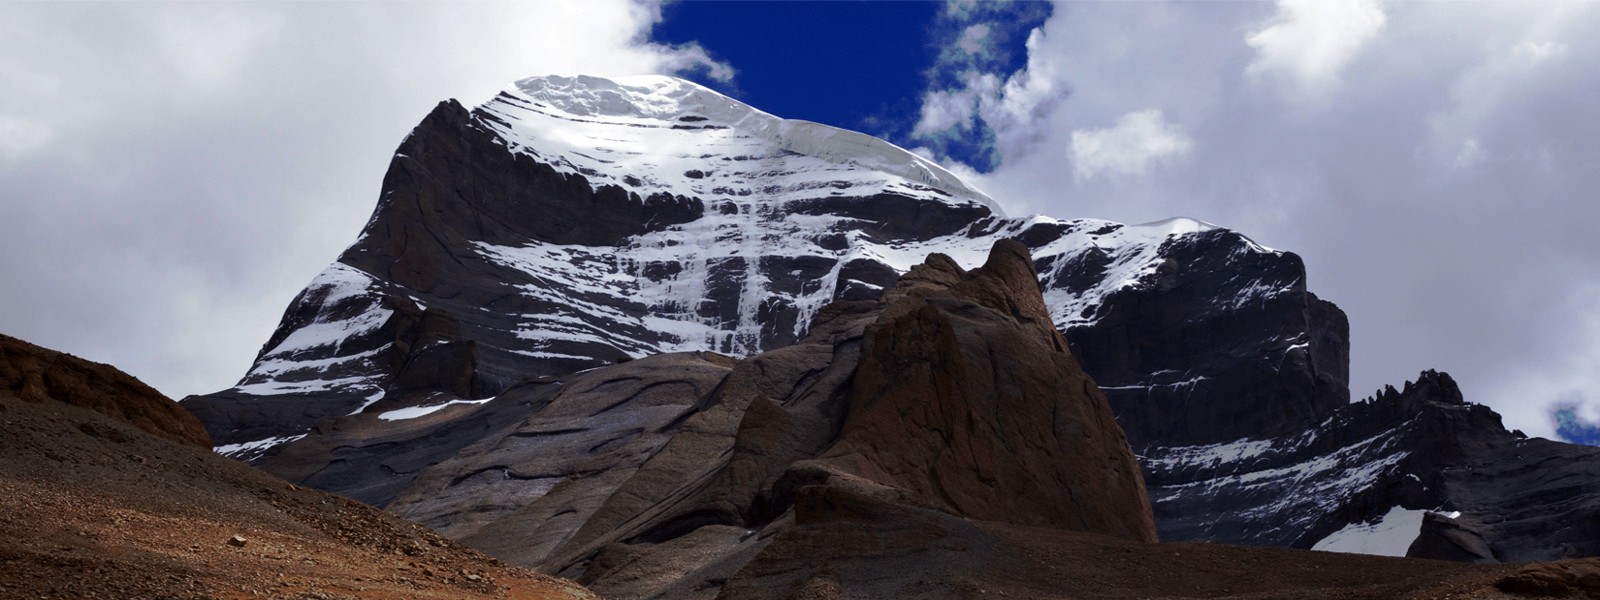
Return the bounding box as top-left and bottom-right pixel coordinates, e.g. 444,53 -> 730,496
912,25 -> 1066,168
1453,138 -> 1483,169
939,1 -> 1600,440
1246,0 -> 1387,96
1069,109 -> 1192,180
957,23 -> 993,55
912,72 -> 1000,138
0,0 -> 733,398
944,0 -> 981,21
1428,26 -> 1574,169
979,27 -> 1064,156
913,1 -> 1057,166
0,115 -> 53,162
914,87 -> 978,137
654,43 -> 737,83
152,6 -> 286,93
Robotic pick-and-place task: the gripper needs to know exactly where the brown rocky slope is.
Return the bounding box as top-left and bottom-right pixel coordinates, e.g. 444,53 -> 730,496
1,332 -> 211,447
19,242 -> 1599,599
0,338 -> 594,600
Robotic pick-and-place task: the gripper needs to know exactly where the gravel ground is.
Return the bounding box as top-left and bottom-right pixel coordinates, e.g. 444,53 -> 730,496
0,393 -> 595,600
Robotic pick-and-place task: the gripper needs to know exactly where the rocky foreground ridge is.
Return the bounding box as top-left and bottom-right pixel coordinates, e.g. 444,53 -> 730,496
17,323 -> 1600,599
182,74 -> 1600,564
0,332 -> 594,599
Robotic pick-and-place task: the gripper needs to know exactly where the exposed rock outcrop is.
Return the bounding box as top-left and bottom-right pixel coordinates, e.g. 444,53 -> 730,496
0,332 -> 209,448
1147,369 -> 1600,562
1057,226 -> 1349,448
823,240 -> 1154,540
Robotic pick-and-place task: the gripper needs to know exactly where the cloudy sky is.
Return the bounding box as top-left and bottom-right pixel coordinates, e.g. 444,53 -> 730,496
2,1 -> 1597,442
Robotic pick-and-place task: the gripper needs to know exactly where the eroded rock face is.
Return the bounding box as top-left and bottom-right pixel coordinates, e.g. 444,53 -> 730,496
242,242 -> 1154,599
0,333 -> 210,448
827,240 -> 1155,540
9,338 -> 1594,600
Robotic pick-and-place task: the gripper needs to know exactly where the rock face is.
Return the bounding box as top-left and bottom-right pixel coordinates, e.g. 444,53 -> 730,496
182,76 -> 1336,484
260,350 -> 738,523
1058,229 -> 1350,448
1147,369 -> 1600,562
254,242 -> 1154,598
0,333 -> 210,448
830,241 -> 1153,539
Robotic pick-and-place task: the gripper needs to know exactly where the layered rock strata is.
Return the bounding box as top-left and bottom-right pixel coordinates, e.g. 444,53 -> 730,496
256,242 -> 1156,598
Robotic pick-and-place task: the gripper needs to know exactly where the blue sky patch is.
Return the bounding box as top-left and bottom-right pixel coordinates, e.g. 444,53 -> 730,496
653,0 -> 1051,170
1552,402 -> 1600,446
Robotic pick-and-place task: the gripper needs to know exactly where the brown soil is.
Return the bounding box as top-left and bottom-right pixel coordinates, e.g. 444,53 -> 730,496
978,521 -> 1529,599
722,476 -> 1600,600
0,391 -> 594,600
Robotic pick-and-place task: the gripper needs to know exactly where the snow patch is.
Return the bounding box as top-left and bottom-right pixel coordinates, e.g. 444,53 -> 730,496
214,434 -> 307,461
260,263 -> 391,357
345,387 -> 387,416
232,375 -> 381,397
378,398 -> 493,422
1311,506 -> 1429,557
1145,437 -> 1275,470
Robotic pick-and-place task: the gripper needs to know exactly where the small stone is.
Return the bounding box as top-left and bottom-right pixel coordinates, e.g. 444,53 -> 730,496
466,574 -> 481,582
227,534 -> 248,548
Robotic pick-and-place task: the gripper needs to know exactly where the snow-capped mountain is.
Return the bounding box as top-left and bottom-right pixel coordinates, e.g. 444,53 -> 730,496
184,74 -> 1337,463
182,74 -> 1600,564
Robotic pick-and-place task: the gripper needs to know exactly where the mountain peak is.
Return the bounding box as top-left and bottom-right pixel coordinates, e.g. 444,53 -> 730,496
502,74 -> 1000,215
511,74 -> 737,121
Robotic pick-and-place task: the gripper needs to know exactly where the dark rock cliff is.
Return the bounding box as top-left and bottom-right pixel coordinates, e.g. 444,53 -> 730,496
1146,369 -> 1600,562
259,242 -> 1155,598
1059,228 -> 1349,448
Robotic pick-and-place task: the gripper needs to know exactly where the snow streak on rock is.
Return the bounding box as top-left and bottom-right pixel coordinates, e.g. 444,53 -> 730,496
233,263 -> 391,400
